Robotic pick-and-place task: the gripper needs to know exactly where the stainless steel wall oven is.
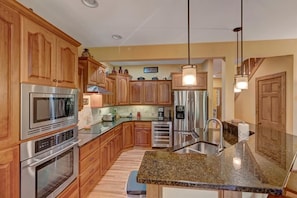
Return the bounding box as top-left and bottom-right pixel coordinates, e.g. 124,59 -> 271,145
20,126 -> 79,198
21,83 -> 78,140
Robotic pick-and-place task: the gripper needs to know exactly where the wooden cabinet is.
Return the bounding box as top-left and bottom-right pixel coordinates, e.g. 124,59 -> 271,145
122,122 -> 135,149
134,122 -> 152,147
114,125 -> 123,156
57,179 -> 79,198
157,80 -> 172,105
103,77 -> 116,106
0,146 -> 19,198
171,72 -> 207,90
0,2 -> 20,150
109,74 -> 130,105
79,137 -> 100,198
129,80 -> 171,105
20,16 -> 79,88
79,57 -> 106,91
99,129 -> 114,176
78,64 -> 85,111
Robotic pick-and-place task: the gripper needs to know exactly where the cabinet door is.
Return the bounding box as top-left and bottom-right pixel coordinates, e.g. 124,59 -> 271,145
122,122 -> 134,149
78,65 -> 84,111
20,16 -> 56,86
157,81 -> 172,105
97,65 -> 106,87
100,143 -> 110,176
56,178 -> 79,198
144,81 -> 158,104
130,81 -> 143,104
88,61 -> 98,85
0,3 -> 20,149
0,146 -> 19,198
135,122 -> 152,147
117,76 -> 129,105
103,77 -> 115,106
56,37 -> 78,88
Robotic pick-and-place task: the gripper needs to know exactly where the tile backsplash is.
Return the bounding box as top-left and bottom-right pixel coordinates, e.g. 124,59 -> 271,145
78,105 -> 173,129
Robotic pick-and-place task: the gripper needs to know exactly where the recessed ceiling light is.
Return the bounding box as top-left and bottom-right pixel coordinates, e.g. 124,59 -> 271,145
112,34 -> 122,40
81,0 -> 98,8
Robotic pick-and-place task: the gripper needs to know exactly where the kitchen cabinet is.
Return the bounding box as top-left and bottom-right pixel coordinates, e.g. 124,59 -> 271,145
114,125 -> 123,156
129,80 -> 171,105
171,72 -> 207,90
57,179 -> 79,198
78,64 -> 85,111
20,16 -> 79,88
79,56 -> 106,90
0,1 -> 20,150
157,80 -> 172,105
103,77 -> 116,106
109,74 -> 131,105
79,137 -> 100,198
0,146 -> 19,198
134,122 -> 152,147
99,129 -> 114,176
123,122 -> 135,149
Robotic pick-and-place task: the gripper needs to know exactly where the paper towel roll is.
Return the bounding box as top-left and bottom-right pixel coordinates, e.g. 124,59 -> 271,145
238,123 -> 249,142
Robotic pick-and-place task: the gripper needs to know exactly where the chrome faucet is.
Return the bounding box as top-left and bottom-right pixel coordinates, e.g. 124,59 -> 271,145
203,118 -> 224,152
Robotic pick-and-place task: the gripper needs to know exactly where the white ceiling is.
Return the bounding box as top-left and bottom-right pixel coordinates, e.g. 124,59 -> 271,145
16,0 -> 297,76
16,0 -> 297,48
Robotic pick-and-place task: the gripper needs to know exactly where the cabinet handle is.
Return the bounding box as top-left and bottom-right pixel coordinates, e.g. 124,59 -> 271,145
53,79 -> 57,82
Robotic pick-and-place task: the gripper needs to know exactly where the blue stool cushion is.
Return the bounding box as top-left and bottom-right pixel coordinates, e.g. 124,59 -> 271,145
127,170 -> 146,195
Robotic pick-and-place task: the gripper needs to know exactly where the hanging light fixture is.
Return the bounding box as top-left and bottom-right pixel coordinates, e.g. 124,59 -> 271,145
233,27 -> 242,93
182,0 -> 197,86
235,0 -> 248,90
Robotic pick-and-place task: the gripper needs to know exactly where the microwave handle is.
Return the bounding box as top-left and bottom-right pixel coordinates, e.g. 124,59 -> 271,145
28,140 -> 80,168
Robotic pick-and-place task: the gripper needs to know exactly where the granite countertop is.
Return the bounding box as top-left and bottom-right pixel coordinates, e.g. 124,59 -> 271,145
78,117 -> 164,146
137,125 -> 297,195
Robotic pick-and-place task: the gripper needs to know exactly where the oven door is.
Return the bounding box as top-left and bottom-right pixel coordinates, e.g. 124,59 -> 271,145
21,141 -> 79,198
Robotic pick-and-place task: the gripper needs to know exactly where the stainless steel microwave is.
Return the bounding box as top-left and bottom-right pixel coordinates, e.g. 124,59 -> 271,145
21,83 -> 78,140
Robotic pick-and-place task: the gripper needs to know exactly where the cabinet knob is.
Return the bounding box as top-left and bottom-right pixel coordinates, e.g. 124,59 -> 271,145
53,79 -> 57,82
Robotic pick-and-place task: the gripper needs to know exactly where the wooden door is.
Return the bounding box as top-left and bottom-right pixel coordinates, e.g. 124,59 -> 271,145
256,72 -> 286,131
21,16 -> 56,86
122,122 -> 134,149
97,65 -> 106,87
135,122 -> 152,147
78,65 -> 84,111
0,146 -> 19,198
103,77 -> 115,106
157,81 -> 172,105
130,81 -> 143,104
56,37 -> 77,88
0,3 -> 20,149
144,81 -> 158,104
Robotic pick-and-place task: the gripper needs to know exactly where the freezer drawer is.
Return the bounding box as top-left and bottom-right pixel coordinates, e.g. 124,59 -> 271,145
152,121 -> 172,148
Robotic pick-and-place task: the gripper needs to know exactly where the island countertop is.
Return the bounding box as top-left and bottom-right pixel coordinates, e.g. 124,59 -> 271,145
137,125 -> 297,195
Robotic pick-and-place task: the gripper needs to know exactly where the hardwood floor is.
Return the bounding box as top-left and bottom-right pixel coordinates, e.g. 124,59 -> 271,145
87,148 -> 147,198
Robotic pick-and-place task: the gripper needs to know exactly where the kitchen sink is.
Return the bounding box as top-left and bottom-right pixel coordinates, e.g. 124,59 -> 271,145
174,141 -> 221,155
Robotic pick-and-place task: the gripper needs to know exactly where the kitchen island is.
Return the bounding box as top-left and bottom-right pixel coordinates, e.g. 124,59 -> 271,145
137,125 -> 297,197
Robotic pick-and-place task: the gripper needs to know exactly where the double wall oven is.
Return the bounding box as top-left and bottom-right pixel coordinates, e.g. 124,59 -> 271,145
20,83 -> 79,198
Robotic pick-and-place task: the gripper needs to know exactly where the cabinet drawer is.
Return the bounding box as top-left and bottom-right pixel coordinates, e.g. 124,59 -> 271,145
57,178 -> 79,198
79,159 -> 100,187
135,122 -> 151,128
80,170 -> 100,198
100,129 -> 114,143
79,137 -> 99,160
80,149 -> 99,173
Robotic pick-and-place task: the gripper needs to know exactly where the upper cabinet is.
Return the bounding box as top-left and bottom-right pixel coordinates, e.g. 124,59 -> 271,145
109,74 -> 130,105
20,16 -> 80,88
0,1 -> 20,150
171,72 -> 207,90
103,77 -> 116,106
129,80 -> 171,105
78,57 -> 106,90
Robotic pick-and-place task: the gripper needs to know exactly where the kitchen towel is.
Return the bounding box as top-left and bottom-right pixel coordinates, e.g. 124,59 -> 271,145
238,123 -> 249,142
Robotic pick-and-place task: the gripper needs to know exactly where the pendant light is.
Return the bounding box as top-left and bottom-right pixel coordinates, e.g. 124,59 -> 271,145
235,0 -> 248,90
182,0 -> 197,86
233,27 -> 242,93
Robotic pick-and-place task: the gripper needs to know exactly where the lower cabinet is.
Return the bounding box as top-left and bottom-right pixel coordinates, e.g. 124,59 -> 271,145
0,146 -> 19,198
123,122 -> 135,149
57,178 -> 79,198
135,122 -> 152,147
79,137 -> 100,198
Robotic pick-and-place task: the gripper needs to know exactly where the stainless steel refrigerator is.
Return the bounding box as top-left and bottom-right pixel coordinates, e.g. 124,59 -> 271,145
173,90 -> 208,145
